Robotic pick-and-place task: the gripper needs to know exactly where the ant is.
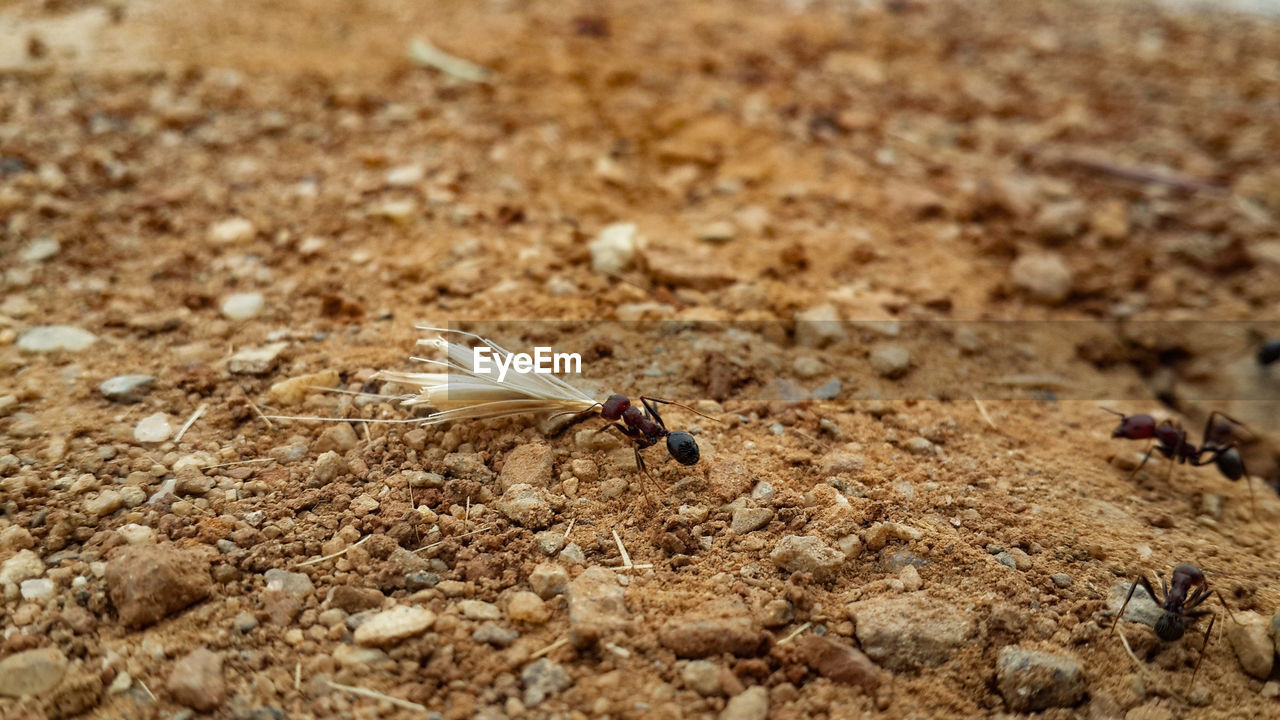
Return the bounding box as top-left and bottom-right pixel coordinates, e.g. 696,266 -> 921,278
1111,563 -> 1235,684
593,394 -> 717,480
1104,409 -> 1255,513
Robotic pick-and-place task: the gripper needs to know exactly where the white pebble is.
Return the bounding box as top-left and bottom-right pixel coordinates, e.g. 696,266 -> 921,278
589,223 -> 638,274
134,413 -> 173,443
219,293 -> 265,321
208,217 -> 256,244
17,325 -> 97,353
20,578 -> 54,601
20,238 -> 60,263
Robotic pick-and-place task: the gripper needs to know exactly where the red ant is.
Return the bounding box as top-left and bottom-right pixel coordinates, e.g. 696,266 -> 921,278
1104,409 -> 1255,513
593,394 -> 716,478
1111,563 -> 1235,684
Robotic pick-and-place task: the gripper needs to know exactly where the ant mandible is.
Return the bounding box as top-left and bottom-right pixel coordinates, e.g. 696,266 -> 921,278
1104,408 -> 1255,513
1111,563 -> 1235,684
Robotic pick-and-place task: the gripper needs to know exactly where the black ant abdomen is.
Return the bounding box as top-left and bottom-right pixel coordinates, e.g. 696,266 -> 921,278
666,431 -> 700,466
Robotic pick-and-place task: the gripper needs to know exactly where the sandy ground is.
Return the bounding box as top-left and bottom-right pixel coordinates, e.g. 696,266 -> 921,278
2,1 -> 1280,718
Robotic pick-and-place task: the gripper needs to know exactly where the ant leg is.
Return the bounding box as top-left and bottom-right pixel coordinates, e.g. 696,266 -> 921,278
1212,590 -> 1238,624
1190,612 -> 1215,686
544,403 -> 604,434
1127,442 -> 1156,482
632,447 -> 658,506
1112,575 -> 1159,633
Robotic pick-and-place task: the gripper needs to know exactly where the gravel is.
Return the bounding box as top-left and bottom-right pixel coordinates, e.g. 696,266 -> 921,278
1010,251 -> 1074,304
105,544 -> 213,628
589,222 -> 638,274
133,412 -> 173,443
730,507 -> 774,534
98,374 -> 155,402
849,594 -> 977,671
0,647 -> 68,698
1225,611 -> 1275,680
522,658 -> 573,707
719,685 -> 768,720
567,566 -> 629,643
17,325 -> 97,353
868,343 -> 912,378
167,648 -> 227,711
995,646 -> 1085,711
353,606 -> 436,647
220,292 -> 265,320
770,535 -> 846,581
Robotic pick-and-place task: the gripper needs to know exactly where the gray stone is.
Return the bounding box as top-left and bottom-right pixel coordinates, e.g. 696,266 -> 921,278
228,342 -> 287,375
731,507 -> 773,534
496,484 -> 555,528
720,685 -> 768,720
99,375 -> 155,403
682,660 -> 722,696
868,343 -> 912,378
311,451 -> 348,484
812,379 -> 843,400
1010,251 -> 1074,304
17,325 -> 96,353
264,569 -> 314,596
534,531 -> 566,555
0,647 -> 68,698
458,600 -> 501,621
770,535 -> 846,581
794,304 -> 845,347
849,594 -> 977,671
529,563 -> 569,599
1106,581 -> 1161,629
473,622 -> 518,647
522,658 -> 572,707
166,648 -> 226,712
996,646 -> 1085,711
1225,612 -> 1274,680
567,566 -> 629,642
444,452 -> 494,482
1051,573 -> 1073,588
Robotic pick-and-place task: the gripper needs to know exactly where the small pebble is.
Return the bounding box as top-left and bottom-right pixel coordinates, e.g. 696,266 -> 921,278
99,374 -> 156,403
208,217 -> 255,244
1010,251 -> 1074,304
219,293 -> 265,321
17,325 -> 96,353
996,646 -> 1085,711
1051,573 -> 1073,588
589,223 -> 638,274
720,685 -> 768,720
868,343 -> 912,378
228,342 -> 287,375
133,413 -> 173,443
20,577 -> 54,601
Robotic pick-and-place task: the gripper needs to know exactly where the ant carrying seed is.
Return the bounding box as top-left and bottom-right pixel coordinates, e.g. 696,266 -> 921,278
555,394 -> 718,496
1111,563 -> 1235,685
1104,408 -> 1256,514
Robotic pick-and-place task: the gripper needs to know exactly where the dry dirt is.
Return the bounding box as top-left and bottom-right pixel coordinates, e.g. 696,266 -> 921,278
3,0 -> 1280,718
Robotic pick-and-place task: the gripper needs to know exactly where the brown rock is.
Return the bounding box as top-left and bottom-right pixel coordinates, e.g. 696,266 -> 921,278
567,566 -> 630,644
658,600 -> 768,658
262,589 -> 301,626
707,461 -> 752,502
797,635 -> 885,693
329,585 -> 385,613
166,648 -> 226,712
498,442 -> 554,490
105,545 -> 212,628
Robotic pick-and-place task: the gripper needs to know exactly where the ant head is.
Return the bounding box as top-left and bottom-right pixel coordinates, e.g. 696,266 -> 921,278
601,394 -> 631,421
1154,611 -> 1186,642
666,432 -> 700,466
1108,412 -> 1156,439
